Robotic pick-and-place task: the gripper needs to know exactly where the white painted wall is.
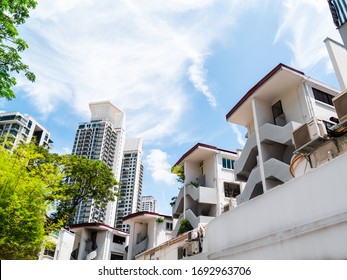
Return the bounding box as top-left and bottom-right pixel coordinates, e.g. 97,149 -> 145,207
325,37 -> 347,91
204,156 -> 214,188
184,161 -> 200,185
207,152 -> 347,259
279,85 -> 307,124
55,229 -> 75,260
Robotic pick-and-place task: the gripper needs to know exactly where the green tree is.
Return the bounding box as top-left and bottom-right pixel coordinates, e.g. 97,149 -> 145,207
0,143 -> 120,259
171,165 -> 185,184
46,154 -> 120,232
0,0 -> 37,100
0,144 -> 61,259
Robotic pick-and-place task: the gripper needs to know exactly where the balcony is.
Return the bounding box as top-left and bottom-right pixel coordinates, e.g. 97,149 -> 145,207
234,132 -> 257,182
236,158 -> 292,205
172,185 -> 217,217
172,209 -> 215,236
235,121 -> 300,183
259,121 -> 301,145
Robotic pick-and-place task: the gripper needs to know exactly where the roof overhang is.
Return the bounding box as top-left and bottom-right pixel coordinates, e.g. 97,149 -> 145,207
68,222 -> 128,236
123,211 -> 172,224
226,63 -> 305,126
173,143 -> 237,167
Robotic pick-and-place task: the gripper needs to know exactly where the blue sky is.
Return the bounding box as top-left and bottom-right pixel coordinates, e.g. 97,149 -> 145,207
0,0 -> 343,215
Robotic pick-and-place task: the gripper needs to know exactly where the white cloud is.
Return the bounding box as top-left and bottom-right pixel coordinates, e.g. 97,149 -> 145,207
230,124 -> 246,147
52,146 -> 72,155
62,147 -> 71,154
146,149 -> 177,186
188,55 -> 217,107
17,0 -> 247,144
274,0 -> 341,71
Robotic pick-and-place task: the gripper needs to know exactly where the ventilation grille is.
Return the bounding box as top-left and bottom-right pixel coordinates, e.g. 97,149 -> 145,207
292,123 -> 310,150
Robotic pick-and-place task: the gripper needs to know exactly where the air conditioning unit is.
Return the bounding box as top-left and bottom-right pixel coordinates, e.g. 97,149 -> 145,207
186,241 -> 200,256
292,118 -> 329,153
333,89 -> 347,123
187,230 -> 198,241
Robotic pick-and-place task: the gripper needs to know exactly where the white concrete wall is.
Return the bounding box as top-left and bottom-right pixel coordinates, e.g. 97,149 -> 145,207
153,219 -> 173,247
304,81 -> 338,121
253,98 -> 274,127
137,238 -> 187,260
325,37 -> 347,90
279,85 -> 307,123
204,156 -> 214,188
185,161 -> 200,185
207,152 -> 347,259
55,229 -> 75,260
95,231 -> 108,260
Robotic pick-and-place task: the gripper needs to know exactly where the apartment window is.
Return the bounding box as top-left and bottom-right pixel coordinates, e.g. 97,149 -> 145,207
272,100 -> 286,126
312,88 -> 334,106
177,247 -> 185,260
224,182 -> 240,198
222,158 -> 234,169
11,124 -> 20,130
166,222 -> 173,231
113,235 -> 126,244
110,253 -> 123,260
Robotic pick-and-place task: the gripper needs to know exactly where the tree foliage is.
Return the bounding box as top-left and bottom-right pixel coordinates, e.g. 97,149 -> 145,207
0,143 -> 120,259
0,0 -> 37,100
0,144 -> 58,259
171,165 -> 185,184
46,154 -> 119,232
178,219 -> 193,235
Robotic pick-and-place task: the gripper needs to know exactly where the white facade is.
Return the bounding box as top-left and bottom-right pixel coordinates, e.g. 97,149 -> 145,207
204,60 -> 347,259
69,223 -> 128,260
325,38 -> 347,91
115,138 -> 144,231
226,64 -> 339,205
141,196 -> 157,212
38,229 -> 75,260
0,112 -> 53,150
72,101 -> 126,227
171,143 -> 244,236
123,211 -> 174,260
206,151 -> 347,259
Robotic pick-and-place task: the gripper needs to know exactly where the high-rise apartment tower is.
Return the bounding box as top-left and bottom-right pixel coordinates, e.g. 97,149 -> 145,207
71,101 -> 125,226
115,138 -> 144,231
0,111 -> 53,150
140,196 -> 156,212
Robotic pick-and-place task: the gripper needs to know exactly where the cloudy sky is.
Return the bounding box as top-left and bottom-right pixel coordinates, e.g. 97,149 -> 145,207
1,0 -> 343,214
